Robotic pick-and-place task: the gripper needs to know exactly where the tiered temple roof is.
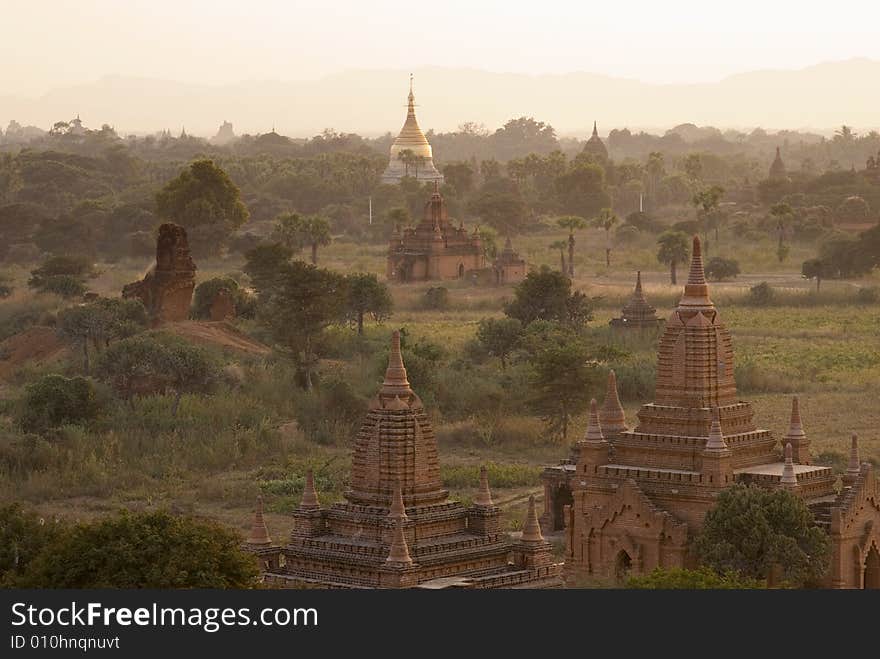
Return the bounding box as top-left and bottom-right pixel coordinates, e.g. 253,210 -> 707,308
609,271 -> 664,331
582,121 -> 608,160
768,146 -> 787,180
252,331 -> 562,589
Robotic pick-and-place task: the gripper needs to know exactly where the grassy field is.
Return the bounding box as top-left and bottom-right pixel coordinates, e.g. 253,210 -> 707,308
1,228 -> 878,540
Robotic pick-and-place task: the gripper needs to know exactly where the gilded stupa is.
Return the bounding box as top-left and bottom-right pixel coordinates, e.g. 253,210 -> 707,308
381,76 -> 444,184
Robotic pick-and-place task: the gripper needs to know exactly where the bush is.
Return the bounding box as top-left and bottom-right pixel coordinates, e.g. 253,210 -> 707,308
440,463 -> 541,489
747,282 -> 775,306
0,504 -> 64,585
705,257 -> 740,281
28,255 -> 94,297
422,286 -> 450,310
626,567 -> 763,589
856,287 -> 878,305
14,510 -> 259,588
16,374 -> 106,435
191,276 -> 256,319
35,275 -> 87,299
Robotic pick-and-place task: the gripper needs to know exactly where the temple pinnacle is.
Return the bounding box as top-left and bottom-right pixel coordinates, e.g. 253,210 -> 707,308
846,433 -> 861,481
704,407 -> 729,452
381,330 -> 412,398
520,495 -> 545,543
474,465 -> 494,507
386,518 -> 413,566
300,469 -> 320,510
678,235 -> 714,311
780,442 -> 798,487
389,482 -> 408,519
247,495 -> 272,545
583,398 -> 605,443
600,371 -> 627,437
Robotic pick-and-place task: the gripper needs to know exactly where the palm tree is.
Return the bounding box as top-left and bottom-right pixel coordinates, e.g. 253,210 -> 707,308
691,185 -> 725,250
301,215 -> 332,264
592,207 -> 618,267
397,149 -> 417,177
549,240 -> 568,273
656,231 -> 690,285
556,215 -> 586,277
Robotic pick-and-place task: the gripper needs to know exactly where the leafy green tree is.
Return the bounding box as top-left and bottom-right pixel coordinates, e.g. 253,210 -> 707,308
626,567 -> 763,590
771,202 -> 793,262
504,266 -> 593,327
705,257 -> 740,282
397,149 -> 418,177
555,163 -> 610,223
802,257 -> 831,291
469,185 -> 529,235
556,215 -> 586,276
692,185 -> 725,248
656,231 -> 690,285
270,213 -> 331,264
387,206 -> 412,231
155,159 -> 249,254
693,484 -> 831,587
476,318 -> 523,369
28,255 -> 94,297
343,273 -> 393,335
0,504 -> 63,586
243,242 -> 295,291
252,261 -> 346,389
57,297 -> 148,372
441,162 -> 475,195
299,215 -> 332,264
592,207 -> 618,267
748,281 -> 775,306
16,374 -> 105,435
15,510 -> 259,588
192,276 -> 254,320
478,226 -> 498,259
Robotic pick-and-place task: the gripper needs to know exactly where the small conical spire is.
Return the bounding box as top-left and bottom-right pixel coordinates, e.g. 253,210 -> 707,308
389,482 -> 408,519
386,518 -> 413,566
407,74 -> 416,117
592,120 -> 598,138
600,371 -> 627,436
846,434 -> 861,479
704,407 -> 729,452
474,465 -> 494,507
381,330 -> 413,398
247,496 -> 272,545
780,443 -> 798,487
679,235 -> 714,310
520,495 -> 545,543
785,396 -> 806,440
775,146 -> 781,158
634,270 -> 643,295
583,399 -> 605,443
300,469 -> 320,510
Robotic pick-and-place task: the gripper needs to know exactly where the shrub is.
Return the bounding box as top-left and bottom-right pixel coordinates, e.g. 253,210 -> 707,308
0,504 -> 64,586
27,255 -> 94,297
705,257 -> 740,281
192,276 -> 255,319
856,287 -> 878,305
422,286 -> 450,310
16,374 -> 106,435
626,567 -> 763,589
35,275 -> 87,299
747,281 -> 775,306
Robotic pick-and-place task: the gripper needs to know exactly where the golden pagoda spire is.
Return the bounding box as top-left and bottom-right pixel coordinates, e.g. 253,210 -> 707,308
407,73 -> 416,117
300,469 -> 320,510
247,495 -> 272,546
520,495 -> 545,543
380,330 -> 413,398
474,465 -> 494,507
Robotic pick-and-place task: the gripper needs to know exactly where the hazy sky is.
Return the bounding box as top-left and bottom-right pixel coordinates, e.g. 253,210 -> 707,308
3,0 -> 880,96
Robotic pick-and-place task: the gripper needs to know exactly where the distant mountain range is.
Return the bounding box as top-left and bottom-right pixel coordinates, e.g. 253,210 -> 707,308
2,59 -> 879,138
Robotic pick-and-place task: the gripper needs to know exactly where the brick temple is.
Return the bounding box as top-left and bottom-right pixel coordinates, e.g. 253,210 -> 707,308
609,271 -> 664,334
386,185 -> 486,282
246,331 -> 562,588
557,236 -> 879,588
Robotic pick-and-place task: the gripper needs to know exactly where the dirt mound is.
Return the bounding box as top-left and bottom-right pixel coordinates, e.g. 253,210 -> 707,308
163,321 -> 271,356
0,326 -> 68,380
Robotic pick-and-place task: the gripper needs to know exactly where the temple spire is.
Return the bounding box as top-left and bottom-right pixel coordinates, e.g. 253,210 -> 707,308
247,495 -> 272,545
784,396 -> 810,463
474,465 -> 494,507
300,469 -> 320,510
386,518 -> 413,566
678,235 -> 714,311
592,120 -> 598,137
704,407 -> 729,452
381,330 -> 413,398
845,434 -> 861,484
520,495 -> 544,543
600,370 -> 627,437
780,442 -> 798,488
389,482 -> 408,519
407,73 -> 416,117
583,398 -> 605,443
635,270 -> 643,295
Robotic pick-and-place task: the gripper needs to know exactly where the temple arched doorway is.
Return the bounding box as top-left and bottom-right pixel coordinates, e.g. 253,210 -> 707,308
614,550 -> 632,583
458,263 -> 465,278
864,544 -> 880,589
552,484 -> 573,531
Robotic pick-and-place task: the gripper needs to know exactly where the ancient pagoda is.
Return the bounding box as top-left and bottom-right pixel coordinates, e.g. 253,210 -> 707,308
249,331 -> 562,588
492,237 -> 527,285
768,146 -> 787,180
560,236 -> 880,588
387,184 -> 485,282
582,121 -> 608,160
609,271 -> 664,334
381,76 -> 444,184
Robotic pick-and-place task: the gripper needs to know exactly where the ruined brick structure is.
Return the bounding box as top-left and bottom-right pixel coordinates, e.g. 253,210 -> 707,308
558,236 -> 879,588
609,271 -> 664,334
247,331 -> 562,589
387,185 -> 486,282
122,223 -> 196,325
493,237 -> 527,285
